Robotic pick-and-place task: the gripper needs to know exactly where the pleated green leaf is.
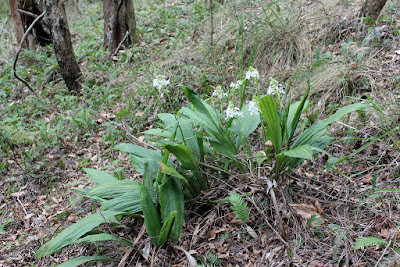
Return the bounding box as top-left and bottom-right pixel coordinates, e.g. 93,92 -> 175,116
140,184 -> 161,244
56,256 -> 118,267
182,86 -> 220,127
115,143 -> 170,174
164,143 -> 206,191
73,233 -> 131,246
280,144 -> 313,161
156,211 -> 177,246
164,143 -> 198,171
100,190 -> 154,214
143,162 -> 154,191
160,163 -> 197,195
287,86 -> 310,145
159,177 -> 184,242
89,180 -> 140,199
260,95 -> 282,152
83,168 -> 118,184
36,211 -> 122,258
292,103 -> 370,148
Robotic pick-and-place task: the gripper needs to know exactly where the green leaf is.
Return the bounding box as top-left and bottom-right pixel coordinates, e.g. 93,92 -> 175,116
159,177 -> 184,242
230,103 -> 261,149
180,88 -> 238,156
56,256 -> 118,267
287,86 -> 310,145
280,144 -> 313,160
182,86 -> 219,127
100,189 -> 154,214
227,192 -> 249,225
89,180 -> 140,199
36,211 -> 122,258
143,162 -> 154,191
176,119 -> 199,155
326,127 -> 397,166
375,188 -> 400,193
196,130 -> 205,163
354,237 -> 388,251
156,211 -> 177,246
143,128 -> 172,139
140,185 -> 161,243
234,103 -> 261,138
160,163 -> 197,195
164,143 -> 206,191
293,103 -> 370,149
83,168 -> 118,184
260,96 -> 282,152
115,143 -> 169,174
73,233 -> 131,246
164,144 -> 198,171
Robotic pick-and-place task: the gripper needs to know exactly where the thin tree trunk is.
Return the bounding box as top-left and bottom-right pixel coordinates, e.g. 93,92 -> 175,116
103,0 -> 138,53
359,0 -> 388,21
9,0 -> 27,48
9,0 -> 51,48
44,0 -> 81,93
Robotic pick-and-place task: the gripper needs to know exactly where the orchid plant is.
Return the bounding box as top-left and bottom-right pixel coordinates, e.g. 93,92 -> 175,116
35,67 -> 370,266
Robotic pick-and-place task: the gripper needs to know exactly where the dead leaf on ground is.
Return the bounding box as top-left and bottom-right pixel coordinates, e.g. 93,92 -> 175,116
10,191 -> 26,197
229,219 -> 244,225
246,225 -> 259,239
100,111 -> 116,119
362,174 -> 373,184
208,228 -> 217,240
380,228 -> 398,238
290,203 -> 324,224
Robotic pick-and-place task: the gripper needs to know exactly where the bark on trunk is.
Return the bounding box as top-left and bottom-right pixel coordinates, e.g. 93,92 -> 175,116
44,0 -> 81,93
103,0 -> 138,53
359,0 -> 388,21
9,0 -> 52,48
9,0 -> 27,48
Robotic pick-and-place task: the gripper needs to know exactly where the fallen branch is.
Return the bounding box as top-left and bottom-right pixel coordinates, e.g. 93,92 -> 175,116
17,8 -> 39,18
13,10 -> 46,104
112,30 -> 130,57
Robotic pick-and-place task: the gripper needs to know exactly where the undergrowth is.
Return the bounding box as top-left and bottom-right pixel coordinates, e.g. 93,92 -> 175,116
1,0 -> 400,265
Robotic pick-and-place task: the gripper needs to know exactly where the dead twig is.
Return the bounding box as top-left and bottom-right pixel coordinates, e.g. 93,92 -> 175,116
209,172 -> 290,247
269,187 -> 285,238
209,0 -> 214,46
94,110 -> 158,151
13,10 -> 46,104
112,30 -> 130,57
375,231 -> 397,267
17,9 -> 39,18
150,245 -> 156,267
118,224 -> 146,267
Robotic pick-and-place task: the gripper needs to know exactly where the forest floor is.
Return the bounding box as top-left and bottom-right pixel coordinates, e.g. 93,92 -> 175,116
1,0 -> 400,266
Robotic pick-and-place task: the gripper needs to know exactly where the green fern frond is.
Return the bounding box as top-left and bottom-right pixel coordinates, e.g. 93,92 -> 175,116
354,237 -> 388,251
228,191 -> 249,225
205,252 -> 223,266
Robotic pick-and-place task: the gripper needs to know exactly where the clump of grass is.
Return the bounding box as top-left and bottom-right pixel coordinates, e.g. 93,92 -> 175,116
243,0 -> 311,75
294,62 -> 352,105
251,30 -> 311,75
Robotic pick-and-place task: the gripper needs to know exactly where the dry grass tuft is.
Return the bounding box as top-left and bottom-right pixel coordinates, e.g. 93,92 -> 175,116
293,62 -> 352,105
250,28 -> 311,76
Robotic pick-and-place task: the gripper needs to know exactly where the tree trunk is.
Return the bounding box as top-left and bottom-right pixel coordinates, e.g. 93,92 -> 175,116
9,0 -> 27,48
8,0 -> 52,48
44,0 -> 81,93
359,0 -> 388,21
103,0 -> 139,54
